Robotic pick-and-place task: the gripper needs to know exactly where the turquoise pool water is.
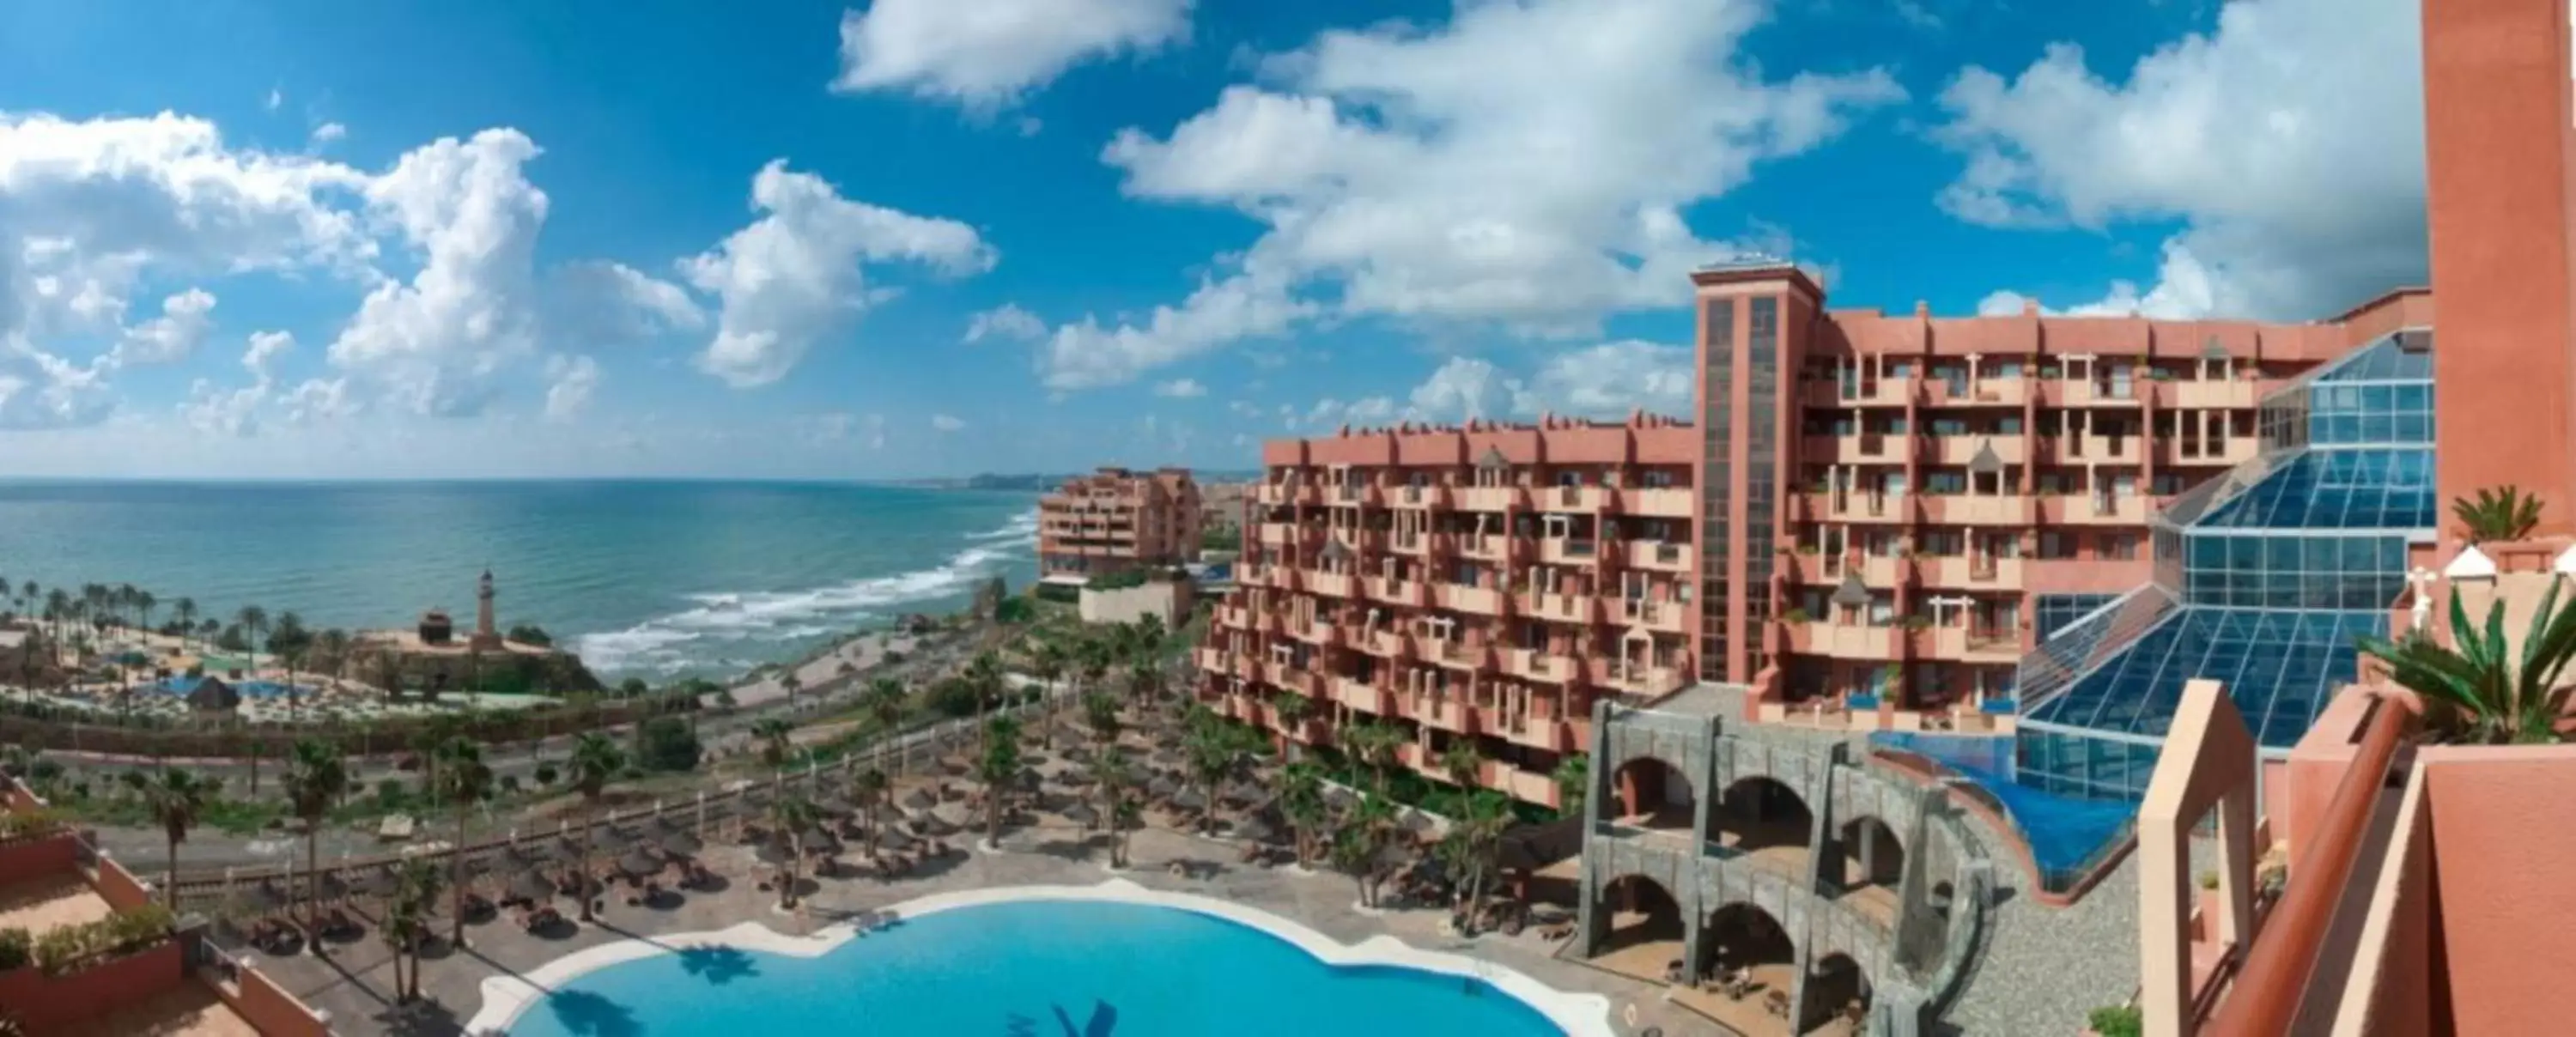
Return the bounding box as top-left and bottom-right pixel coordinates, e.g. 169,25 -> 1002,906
1869,732 -> 2139,887
502,900 -> 1571,1037
151,676 -> 313,699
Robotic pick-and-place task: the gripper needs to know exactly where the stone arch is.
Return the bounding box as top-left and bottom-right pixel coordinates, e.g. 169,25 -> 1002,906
1715,774 -> 1814,852
1595,872 -> 1687,966
1802,951 -> 1874,1034
1606,754 -> 1698,831
1698,901 -> 1800,991
1837,815 -> 1906,889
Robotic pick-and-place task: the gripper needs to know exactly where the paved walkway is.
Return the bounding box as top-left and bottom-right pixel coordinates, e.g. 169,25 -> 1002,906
250,824 -> 1704,1037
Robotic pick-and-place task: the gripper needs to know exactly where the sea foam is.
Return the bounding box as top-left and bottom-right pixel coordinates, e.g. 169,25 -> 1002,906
573,513 -> 1038,676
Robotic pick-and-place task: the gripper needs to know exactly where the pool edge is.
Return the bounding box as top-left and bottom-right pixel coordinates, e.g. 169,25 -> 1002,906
459,879 -> 1618,1037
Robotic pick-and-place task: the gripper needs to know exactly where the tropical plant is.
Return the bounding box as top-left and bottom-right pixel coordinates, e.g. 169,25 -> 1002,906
1342,722 -> 1406,797
1030,639 -> 1068,749
281,740 -> 348,930
862,676 -> 908,769
1182,708 -> 1254,833
965,652 -> 1006,749
141,768 -> 218,907
852,766 -> 890,852
234,605 -> 268,671
1550,755 -> 1590,818
1439,740 -> 1487,791
978,715 -> 1023,845
433,737 -> 492,943
779,670 -> 804,713
2454,485 -> 2545,544
753,718 -> 796,796
1088,748 -> 1138,868
1279,762 -> 1327,869
2087,1004 -> 2143,1037
383,858 -> 443,1004
2359,579 -> 2576,743
771,795 -> 820,910
567,733 -> 626,922
1436,791 -> 1516,934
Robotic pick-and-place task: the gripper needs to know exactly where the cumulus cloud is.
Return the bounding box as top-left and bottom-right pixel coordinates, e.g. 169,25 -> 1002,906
181,330 -> 355,437
1401,342 -> 1692,423
1038,0 -> 1901,389
832,0 -> 1193,110
683,160 -> 994,388
308,122 -> 348,149
550,261 -> 707,346
1932,0 -> 2423,318
112,288 -> 218,366
930,412 -> 966,432
544,354 -> 600,422
962,302 -> 1044,343
1151,378 -> 1206,398
326,129 -> 549,417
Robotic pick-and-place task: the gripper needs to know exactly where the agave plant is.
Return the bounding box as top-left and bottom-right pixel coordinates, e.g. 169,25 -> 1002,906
2452,486 -> 2544,544
2358,578 -> 2576,744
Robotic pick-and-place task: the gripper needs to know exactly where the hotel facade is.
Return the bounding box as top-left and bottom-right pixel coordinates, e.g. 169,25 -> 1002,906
1200,274 -> 2435,808
1036,466 -> 1205,584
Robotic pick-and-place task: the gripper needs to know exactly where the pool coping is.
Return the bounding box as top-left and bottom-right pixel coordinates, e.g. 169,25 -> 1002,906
460,878 -> 1617,1036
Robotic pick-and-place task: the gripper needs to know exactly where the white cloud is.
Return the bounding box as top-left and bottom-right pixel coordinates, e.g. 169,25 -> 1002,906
1933,0 -> 2423,318
1227,399 -> 1261,418
1040,0 -> 1901,389
864,412 -> 888,448
551,260 -> 707,346
930,413 -> 966,432
1302,396 -> 1397,431
1408,356 -> 1529,421
962,302 -> 1044,343
544,354 -> 600,422
308,122 -> 348,149
112,288 -> 218,366
1402,341 -> 1691,423
683,160 -> 994,388
180,330 -> 353,437
1151,378 -> 1206,398
326,128 -> 549,417
264,88 -> 283,112
832,0 -> 1193,110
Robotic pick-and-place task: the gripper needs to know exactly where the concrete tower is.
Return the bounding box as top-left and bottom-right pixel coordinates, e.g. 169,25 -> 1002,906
472,567 -> 501,649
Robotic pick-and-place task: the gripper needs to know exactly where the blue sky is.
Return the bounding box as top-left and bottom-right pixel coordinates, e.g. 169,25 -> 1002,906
0,0 -> 2425,479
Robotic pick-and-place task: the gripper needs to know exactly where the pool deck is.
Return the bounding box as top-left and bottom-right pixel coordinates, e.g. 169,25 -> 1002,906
0,872 -> 114,932
249,822 -> 1707,1036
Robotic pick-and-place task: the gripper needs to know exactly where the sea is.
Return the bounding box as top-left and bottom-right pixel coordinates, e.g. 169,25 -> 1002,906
0,480 -> 1039,682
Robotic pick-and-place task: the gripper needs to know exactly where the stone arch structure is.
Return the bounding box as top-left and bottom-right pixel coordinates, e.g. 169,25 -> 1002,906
1698,899 -> 1799,982
1803,951 -> 1875,1033
1591,870 -> 1689,964
1838,815 -> 1907,889
1606,754 -> 1698,828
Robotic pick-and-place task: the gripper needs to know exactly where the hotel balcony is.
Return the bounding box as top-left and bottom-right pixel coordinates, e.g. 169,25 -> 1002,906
1624,539 -> 1691,573
1291,617 -> 1345,648
1330,676 -> 1394,716
1538,536 -> 1603,566
1363,575 -> 1427,608
2160,437 -> 2263,468
1417,695 -> 1483,735
1802,490 -> 1910,525
1275,664 -> 1325,700
1917,555 -> 2025,588
1215,604 -> 1252,630
1387,530 -> 1437,557
1360,627 -> 1416,661
1928,435 -> 2027,466
2039,379 -> 2143,408
2152,377 -> 2260,409
1303,569 -> 1357,598
2039,494 -> 2152,525
1807,376 -> 1914,409
1391,482 -> 1452,510
1195,646 -> 1230,676
1437,583 -> 1508,616
1595,661 -> 1686,699
1264,708 -> 1333,746
1255,482 -> 1317,506
2045,434 -> 2145,465
1612,597 -> 1691,635
1521,591 -> 1601,625
1456,532 -> 1510,561
1786,620 -> 1897,660
1496,710 -> 1574,753
1545,482 -> 1619,512
1838,431 -> 1907,463
1626,485 -> 1692,518
1455,484 -> 1530,512
1922,377 -> 2030,408
1325,482 -> 1383,507
1915,494 -> 2037,525
1256,522 -> 1309,549
1423,637 -> 1496,673
1235,655 -> 1269,686
1499,646 -> 1567,683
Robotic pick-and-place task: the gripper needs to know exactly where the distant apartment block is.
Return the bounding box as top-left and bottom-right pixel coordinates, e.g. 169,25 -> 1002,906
1690,262 -> 2433,713
1037,466 -> 1205,583
1197,415 -> 1698,810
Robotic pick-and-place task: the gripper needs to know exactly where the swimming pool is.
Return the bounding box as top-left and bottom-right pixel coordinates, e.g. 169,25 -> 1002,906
1869,731 -> 2139,888
151,676 -> 313,700
476,885 -> 1609,1036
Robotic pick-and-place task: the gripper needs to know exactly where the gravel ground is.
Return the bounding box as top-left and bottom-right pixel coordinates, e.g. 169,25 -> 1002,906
1940,816 -> 2217,1035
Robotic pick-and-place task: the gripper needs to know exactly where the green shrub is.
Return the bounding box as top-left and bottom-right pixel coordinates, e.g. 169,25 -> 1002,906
635,717 -> 702,773
533,763 -> 559,785
2087,1005 -> 2142,1037
0,927 -> 29,971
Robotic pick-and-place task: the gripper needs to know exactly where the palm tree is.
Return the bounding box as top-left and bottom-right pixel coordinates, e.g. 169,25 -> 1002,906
780,670 -> 804,713
1126,656 -> 1164,708
771,795 -> 820,910
1030,640 -> 1068,749
1550,755 -> 1590,817
235,605 -> 268,672
965,652 -> 1005,749
978,715 -> 1023,846
753,718 -> 796,796
862,677 -> 907,770
433,737 -> 493,943
1343,722 -> 1404,797
1087,747 -> 1136,867
1273,694 -> 1313,759
173,597 -> 197,651
142,767 -> 219,907
384,858 -> 443,1004
851,766 -> 890,852
1280,762 -> 1327,869
282,740 -> 349,930
568,733 -> 626,922
1182,706 -> 1253,834
1340,793 -> 1402,908
2455,486 -> 2545,544
2360,578 -> 2576,744
41,590 -> 67,643
133,590 -> 156,640
1083,691 -> 1121,750
1437,791 -> 1516,933
1439,740 -> 1488,792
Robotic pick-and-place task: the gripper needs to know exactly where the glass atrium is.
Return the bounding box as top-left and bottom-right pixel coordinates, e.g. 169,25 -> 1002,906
2014,332 -> 2436,800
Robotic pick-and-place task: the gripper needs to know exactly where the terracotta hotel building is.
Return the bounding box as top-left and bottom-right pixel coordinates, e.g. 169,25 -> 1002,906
1197,259 -> 2431,808
1037,466 -> 1205,585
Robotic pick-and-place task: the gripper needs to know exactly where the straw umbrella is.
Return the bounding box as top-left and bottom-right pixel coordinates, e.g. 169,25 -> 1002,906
900,788 -> 937,813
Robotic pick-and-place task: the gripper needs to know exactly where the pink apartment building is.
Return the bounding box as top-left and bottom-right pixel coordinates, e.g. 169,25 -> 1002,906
1036,466 -> 1205,584
1704,270 -> 2434,713
1197,415 -> 1698,810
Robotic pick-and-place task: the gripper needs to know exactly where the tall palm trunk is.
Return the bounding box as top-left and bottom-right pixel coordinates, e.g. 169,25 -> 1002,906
163,830 -> 180,908
450,809 -> 469,944
306,829 -> 321,931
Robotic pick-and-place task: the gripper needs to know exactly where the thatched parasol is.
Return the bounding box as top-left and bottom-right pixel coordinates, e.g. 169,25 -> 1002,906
1232,817 -> 1277,844
508,870 -> 557,903
1146,775 -> 1178,799
754,840 -> 798,866
910,814 -> 958,838
815,794 -> 858,817
347,866 -> 398,902
223,879 -> 289,919
1400,810 -> 1437,834
616,851 -> 663,877
1170,787 -> 1208,811
1060,803 -> 1099,827
900,788 -> 937,811
659,831 -> 703,858
874,829 -> 919,852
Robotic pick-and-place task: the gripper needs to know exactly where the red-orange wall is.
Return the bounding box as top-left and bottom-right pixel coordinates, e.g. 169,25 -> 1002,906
0,834 -> 78,887
2417,747 -> 2576,1034
0,939 -> 186,1034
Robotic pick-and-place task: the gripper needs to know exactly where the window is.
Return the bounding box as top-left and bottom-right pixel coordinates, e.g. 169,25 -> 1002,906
2099,533 -> 2139,561
1928,417 -> 1968,437
2038,531 -> 2077,559
1924,470 -> 1966,495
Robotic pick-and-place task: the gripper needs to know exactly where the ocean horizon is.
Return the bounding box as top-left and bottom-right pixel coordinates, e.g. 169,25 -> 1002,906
0,479 -> 1040,682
